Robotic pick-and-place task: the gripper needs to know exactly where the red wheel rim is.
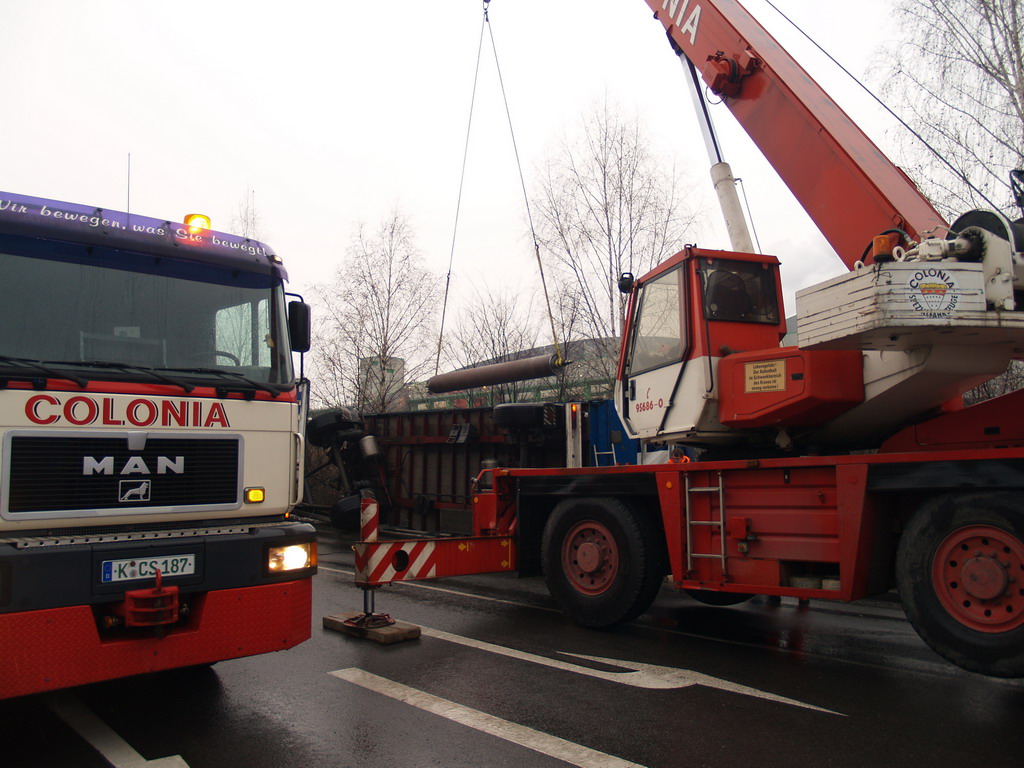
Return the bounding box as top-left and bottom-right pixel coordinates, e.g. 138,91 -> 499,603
562,520 -> 618,595
932,525 -> 1024,633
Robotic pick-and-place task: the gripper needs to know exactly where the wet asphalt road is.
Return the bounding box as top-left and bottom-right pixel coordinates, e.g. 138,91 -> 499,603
3,521 -> 1023,768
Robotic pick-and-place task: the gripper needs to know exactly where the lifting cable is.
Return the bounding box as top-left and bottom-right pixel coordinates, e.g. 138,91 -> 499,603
433,0 -> 564,377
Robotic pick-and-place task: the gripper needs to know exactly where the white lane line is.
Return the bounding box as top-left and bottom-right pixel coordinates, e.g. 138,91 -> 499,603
43,691 -> 189,767
317,564 -> 559,611
318,570 -> 839,714
419,626 -> 842,715
316,565 -> 931,680
331,667 -> 645,768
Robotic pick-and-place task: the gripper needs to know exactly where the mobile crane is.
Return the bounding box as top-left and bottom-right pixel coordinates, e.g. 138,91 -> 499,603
344,0 -> 1024,677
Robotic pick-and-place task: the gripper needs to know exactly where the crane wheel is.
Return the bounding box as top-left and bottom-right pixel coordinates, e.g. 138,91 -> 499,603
541,497 -> 666,627
896,491 -> 1024,678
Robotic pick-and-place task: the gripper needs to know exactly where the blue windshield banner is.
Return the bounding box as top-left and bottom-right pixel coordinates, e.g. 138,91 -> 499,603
0,191 -> 285,278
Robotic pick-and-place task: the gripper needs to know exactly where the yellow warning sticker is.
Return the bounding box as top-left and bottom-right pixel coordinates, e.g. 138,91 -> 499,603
745,360 -> 786,393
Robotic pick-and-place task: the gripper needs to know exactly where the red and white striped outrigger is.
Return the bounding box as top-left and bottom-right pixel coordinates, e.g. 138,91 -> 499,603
346,487 -> 516,627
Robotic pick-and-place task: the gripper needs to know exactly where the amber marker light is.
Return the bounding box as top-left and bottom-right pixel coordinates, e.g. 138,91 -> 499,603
244,487 -> 266,503
184,213 -> 211,234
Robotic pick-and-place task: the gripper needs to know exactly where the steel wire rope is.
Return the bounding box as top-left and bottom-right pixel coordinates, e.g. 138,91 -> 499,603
735,177 -> 763,253
433,0 -> 564,378
433,8 -> 488,377
483,3 -> 564,367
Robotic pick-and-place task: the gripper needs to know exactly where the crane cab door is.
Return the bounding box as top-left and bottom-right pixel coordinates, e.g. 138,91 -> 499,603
617,250 -> 786,444
617,264 -> 691,440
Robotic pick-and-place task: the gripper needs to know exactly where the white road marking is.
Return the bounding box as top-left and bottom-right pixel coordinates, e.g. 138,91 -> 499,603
43,691 -> 189,767
331,667 -> 645,768
316,564 -> 928,679
419,625 -> 843,715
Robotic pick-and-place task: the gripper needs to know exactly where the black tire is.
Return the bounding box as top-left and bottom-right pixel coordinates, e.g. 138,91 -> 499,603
896,491 -> 1024,677
684,589 -> 754,606
493,403 -> 553,431
541,496 -> 666,627
329,494 -> 362,531
305,411 -> 364,448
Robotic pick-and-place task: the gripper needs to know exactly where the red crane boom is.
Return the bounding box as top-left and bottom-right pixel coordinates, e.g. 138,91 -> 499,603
643,0 -> 946,267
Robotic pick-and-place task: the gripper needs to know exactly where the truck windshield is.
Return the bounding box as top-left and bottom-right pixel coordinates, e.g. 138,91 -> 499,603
0,240 -> 294,387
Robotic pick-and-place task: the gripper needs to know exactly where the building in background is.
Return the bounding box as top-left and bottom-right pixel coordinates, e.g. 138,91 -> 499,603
357,355 -> 407,412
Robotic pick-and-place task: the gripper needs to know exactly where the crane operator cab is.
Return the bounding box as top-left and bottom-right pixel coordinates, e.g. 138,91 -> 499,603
615,247 -> 865,451
616,247 -> 784,446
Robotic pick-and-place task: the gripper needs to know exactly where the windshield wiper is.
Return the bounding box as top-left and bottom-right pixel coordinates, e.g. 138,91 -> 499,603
67,361 -> 196,393
0,355 -> 89,387
159,367 -> 286,398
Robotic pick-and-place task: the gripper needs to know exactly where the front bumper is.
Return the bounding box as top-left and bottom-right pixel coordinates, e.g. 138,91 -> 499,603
0,521 -> 316,698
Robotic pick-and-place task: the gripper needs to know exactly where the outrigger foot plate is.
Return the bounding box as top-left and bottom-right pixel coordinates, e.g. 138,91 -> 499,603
323,612 -> 421,644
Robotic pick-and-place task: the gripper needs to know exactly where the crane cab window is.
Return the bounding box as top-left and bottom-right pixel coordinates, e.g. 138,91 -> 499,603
700,259 -> 779,324
626,267 -> 685,376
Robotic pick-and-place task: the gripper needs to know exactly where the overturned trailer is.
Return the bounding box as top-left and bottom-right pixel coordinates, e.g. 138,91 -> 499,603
305,400 -> 642,534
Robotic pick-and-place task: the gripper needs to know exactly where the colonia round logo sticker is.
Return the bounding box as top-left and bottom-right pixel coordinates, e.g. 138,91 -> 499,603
907,267 -> 960,317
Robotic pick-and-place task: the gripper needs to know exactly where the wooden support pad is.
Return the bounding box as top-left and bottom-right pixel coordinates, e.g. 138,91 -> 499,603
322,612 -> 421,644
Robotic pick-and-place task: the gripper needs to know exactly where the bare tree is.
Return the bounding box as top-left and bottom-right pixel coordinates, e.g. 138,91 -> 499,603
444,287 -> 542,406
967,360 -> 1024,404
880,0 -> 1024,217
311,210 -> 441,412
231,188 -> 263,240
533,99 -> 700,388
549,284 -> 618,402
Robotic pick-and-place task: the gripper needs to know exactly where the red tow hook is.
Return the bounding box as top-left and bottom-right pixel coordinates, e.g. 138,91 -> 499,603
122,568 -> 180,628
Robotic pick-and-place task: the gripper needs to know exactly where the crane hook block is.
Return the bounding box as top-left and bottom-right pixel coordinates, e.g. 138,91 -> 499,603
427,354 -> 568,394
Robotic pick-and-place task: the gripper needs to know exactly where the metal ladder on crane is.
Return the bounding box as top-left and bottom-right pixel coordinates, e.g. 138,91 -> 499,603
592,444 -> 619,467
684,470 -> 728,578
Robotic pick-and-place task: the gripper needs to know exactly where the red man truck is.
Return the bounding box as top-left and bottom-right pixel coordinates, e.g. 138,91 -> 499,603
0,192 -> 317,699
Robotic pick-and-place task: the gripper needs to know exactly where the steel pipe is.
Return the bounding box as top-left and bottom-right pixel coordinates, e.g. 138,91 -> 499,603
427,354 -> 565,394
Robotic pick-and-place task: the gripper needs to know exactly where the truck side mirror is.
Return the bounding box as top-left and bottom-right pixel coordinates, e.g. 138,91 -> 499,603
288,301 -> 311,353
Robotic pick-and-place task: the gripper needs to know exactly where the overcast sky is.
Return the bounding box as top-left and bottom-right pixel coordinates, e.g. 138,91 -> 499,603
1,0 -> 900,318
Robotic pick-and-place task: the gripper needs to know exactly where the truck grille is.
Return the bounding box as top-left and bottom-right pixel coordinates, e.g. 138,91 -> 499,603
5,435 -> 240,515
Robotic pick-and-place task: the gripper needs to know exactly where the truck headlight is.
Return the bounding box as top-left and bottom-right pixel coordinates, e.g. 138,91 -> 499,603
267,542 -> 316,573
